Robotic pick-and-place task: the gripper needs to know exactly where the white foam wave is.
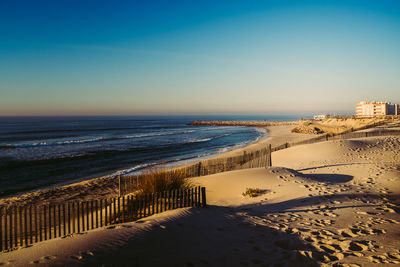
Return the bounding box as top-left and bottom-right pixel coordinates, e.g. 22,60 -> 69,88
110,163 -> 154,177
122,129 -> 195,139
188,137 -> 213,143
9,137 -> 104,148
3,129 -> 198,148
186,133 -> 231,144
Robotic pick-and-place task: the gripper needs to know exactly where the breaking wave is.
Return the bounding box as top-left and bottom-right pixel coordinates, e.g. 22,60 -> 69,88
1,129 -> 197,149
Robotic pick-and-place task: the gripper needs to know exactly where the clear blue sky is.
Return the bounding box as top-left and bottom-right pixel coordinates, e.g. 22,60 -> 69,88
1,0 -> 399,116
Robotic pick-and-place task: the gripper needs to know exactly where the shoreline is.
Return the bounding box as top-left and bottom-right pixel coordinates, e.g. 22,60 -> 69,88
188,120 -> 299,127
0,125 -> 268,199
0,124 -> 304,206
1,132 -> 399,265
4,119 -> 392,207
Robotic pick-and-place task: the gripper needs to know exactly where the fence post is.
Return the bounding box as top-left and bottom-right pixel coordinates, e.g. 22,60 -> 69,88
201,187 -> 207,208
15,206 -> 19,247
100,199 -> 103,227
167,191 -> 171,210
197,162 -> 202,177
117,198 -> 121,223
191,188 -> 194,207
113,198 -> 117,224
0,207 -> 3,251
67,203 -> 71,235
43,206 -> 47,240
24,206 -> 28,246
76,202 -> 80,233
266,144 -> 272,167
118,176 -> 121,197
53,204 -> 57,239
104,199 -> 108,226
57,204 -> 61,238
4,207 -> 7,251
8,207 -> 12,249
30,206 -> 33,244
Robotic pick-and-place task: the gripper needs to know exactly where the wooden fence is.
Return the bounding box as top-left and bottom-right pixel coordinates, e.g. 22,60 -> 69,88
119,145 -> 272,195
0,186 -> 206,253
118,128 -> 400,196
2,127 -> 398,253
273,129 -> 400,151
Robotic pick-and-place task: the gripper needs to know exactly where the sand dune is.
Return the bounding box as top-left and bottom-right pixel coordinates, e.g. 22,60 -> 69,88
1,134 -> 399,266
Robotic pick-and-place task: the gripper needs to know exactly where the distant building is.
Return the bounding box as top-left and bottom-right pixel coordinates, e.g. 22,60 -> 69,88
313,114 -> 330,120
355,101 -> 399,117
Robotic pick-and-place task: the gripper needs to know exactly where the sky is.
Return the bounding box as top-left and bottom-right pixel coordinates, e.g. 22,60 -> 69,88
0,0 -> 399,116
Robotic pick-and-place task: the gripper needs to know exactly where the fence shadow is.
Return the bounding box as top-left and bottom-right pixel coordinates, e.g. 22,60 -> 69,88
78,205 -> 320,267
296,162 -> 374,172
78,191 -> 400,265
238,193 -> 400,215
0,187 -> 206,252
305,173 -> 353,184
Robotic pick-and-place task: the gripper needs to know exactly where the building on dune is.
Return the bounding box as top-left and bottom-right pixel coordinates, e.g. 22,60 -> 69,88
313,114 -> 330,120
355,101 -> 399,117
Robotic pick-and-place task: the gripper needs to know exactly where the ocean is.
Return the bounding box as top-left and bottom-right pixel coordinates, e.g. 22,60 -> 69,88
0,115 -> 301,198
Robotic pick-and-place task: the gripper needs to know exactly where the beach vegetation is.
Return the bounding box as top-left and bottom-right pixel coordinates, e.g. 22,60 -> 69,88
242,187 -> 262,198
135,166 -> 193,195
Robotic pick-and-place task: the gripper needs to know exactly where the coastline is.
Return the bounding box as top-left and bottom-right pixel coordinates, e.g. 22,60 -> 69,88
0,124 -> 308,207
1,130 -> 399,266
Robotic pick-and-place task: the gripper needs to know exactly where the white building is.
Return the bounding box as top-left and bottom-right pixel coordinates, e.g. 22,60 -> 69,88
313,114 -> 330,120
355,101 -> 399,117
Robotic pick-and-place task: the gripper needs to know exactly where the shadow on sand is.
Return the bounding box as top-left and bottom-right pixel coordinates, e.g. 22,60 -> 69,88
305,173 -> 353,183
296,162 -> 374,172
79,205 -> 321,267
77,191 -> 400,266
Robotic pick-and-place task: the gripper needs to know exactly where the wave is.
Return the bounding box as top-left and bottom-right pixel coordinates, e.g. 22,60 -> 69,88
186,133 -> 231,144
123,129 -> 195,139
2,137 -> 104,148
110,163 -> 155,177
188,137 -> 213,143
3,125 -> 179,135
1,129 -> 197,149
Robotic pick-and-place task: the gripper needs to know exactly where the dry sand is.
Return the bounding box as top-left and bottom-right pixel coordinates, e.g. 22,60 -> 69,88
1,131 -> 400,266
213,125 -> 315,159
292,117 -> 400,135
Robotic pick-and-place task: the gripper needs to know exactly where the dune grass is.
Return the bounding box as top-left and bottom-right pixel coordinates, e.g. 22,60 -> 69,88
135,166 -> 193,195
242,188 -> 262,198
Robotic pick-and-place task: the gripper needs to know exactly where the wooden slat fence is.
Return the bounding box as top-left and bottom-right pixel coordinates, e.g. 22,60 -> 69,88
119,145 -> 272,195
0,186 -> 206,253
273,129 -> 400,150
118,128 -> 400,196
1,127 -> 397,253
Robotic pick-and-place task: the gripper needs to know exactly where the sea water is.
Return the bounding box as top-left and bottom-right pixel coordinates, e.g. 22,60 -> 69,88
0,115 -> 300,197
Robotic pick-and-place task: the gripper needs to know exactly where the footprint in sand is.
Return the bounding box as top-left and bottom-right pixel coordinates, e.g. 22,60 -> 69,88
348,241 -> 375,252
30,256 -> 57,264
387,252 -> 400,260
71,251 -> 95,261
41,256 -> 56,260
71,255 -> 83,260
333,263 -> 361,267
368,255 -> 391,264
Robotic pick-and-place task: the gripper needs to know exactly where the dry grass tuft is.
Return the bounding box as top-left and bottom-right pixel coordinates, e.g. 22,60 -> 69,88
242,188 -> 262,198
136,166 -> 193,195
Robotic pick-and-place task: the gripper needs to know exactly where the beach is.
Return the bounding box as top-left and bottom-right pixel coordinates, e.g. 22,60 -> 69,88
1,124 -> 399,266
2,0 -> 400,265
0,125 -> 309,208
